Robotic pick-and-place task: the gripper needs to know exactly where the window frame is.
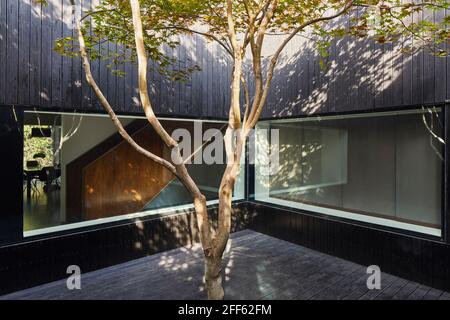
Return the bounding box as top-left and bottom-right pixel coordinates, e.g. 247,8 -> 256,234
251,103 -> 448,242
1,103 -> 448,246
18,108 -> 247,241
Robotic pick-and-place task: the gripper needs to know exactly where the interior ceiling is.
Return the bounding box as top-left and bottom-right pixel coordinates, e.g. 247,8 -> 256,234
24,113 -> 61,126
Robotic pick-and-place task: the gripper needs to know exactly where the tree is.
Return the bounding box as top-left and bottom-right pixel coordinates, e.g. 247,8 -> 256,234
56,0 -> 449,299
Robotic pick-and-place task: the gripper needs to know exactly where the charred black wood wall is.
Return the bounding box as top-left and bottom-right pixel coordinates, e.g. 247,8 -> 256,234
247,201 -> 450,292
1,1 -> 449,120
0,201 -> 254,295
0,0 -> 232,118
260,12 -> 450,118
0,107 -> 23,244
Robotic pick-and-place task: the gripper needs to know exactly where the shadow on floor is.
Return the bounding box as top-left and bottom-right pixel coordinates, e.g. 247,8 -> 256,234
2,230 -> 449,300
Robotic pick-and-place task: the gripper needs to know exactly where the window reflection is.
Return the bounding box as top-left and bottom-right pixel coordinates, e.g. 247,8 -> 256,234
23,112 -> 245,235
255,108 -> 443,236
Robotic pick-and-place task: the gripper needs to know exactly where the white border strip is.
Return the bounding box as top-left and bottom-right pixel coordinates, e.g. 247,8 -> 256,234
256,196 -> 441,237
268,107 -> 442,124
24,196 -> 243,238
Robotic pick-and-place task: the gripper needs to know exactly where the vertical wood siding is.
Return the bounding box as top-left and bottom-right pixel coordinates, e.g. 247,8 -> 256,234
259,14 -> 450,118
0,0 -> 233,118
0,1 -> 449,118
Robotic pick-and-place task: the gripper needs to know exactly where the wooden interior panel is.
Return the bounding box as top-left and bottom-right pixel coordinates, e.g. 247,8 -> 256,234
82,125 -> 174,220
66,120 -> 149,222
68,120 -> 225,222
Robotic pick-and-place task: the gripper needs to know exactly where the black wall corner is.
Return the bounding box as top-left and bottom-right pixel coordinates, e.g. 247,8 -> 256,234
0,106 -> 23,243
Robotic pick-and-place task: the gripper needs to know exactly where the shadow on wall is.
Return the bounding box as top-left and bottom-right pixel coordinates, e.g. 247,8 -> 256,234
259,14 -> 448,118
4,2 -> 446,120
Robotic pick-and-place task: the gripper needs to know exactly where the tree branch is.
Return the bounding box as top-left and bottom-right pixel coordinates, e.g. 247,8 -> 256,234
163,25 -> 234,57
241,75 -> 251,128
129,0 -> 178,149
226,0 -> 243,128
129,0 -> 214,257
76,19 -> 178,177
248,0 -> 354,128
245,0 -> 278,130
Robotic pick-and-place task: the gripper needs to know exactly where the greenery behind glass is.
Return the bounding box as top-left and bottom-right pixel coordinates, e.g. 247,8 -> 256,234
23,126 -> 54,168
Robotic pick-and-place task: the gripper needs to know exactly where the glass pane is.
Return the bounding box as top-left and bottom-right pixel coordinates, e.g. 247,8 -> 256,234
23,112 -> 245,235
255,108 -> 443,235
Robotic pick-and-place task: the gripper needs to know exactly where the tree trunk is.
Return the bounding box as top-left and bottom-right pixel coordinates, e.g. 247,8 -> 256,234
205,182 -> 234,300
205,255 -> 224,300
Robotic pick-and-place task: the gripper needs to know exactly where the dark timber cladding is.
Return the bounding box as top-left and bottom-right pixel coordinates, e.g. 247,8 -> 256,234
0,0 -> 232,118
260,29 -> 450,118
0,107 -> 23,244
1,1 -> 449,118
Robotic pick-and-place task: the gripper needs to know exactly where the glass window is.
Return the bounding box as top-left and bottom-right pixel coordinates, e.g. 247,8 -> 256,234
255,108 -> 444,236
23,111 -> 245,236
